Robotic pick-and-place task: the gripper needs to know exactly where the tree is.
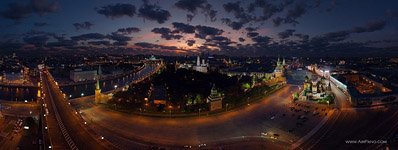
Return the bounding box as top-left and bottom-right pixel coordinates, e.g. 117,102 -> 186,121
292,92 -> 299,100
242,83 -> 251,90
194,94 -> 202,104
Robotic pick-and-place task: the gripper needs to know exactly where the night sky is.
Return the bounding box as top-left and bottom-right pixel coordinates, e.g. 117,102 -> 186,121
0,0 -> 397,56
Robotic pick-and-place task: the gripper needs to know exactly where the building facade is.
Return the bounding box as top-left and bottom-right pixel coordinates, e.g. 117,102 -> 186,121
70,69 -> 98,82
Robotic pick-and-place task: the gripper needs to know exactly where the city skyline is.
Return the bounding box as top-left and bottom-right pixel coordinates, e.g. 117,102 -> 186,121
0,0 -> 397,57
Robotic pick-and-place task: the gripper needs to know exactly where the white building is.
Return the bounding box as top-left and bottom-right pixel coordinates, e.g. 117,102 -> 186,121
192,56 -> 209,73
70,69 -> 98,82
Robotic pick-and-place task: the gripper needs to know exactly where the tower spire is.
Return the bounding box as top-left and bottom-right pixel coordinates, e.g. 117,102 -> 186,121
197,55 -> 200,66
96,79 -> 100,90
98,64 -> 102,76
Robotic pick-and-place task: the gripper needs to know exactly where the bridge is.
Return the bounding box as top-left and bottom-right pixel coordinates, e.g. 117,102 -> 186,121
38,62 -> 162,149
40,70 -> 117,149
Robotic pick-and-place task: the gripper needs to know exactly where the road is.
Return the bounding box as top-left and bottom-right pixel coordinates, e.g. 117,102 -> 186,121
41,70 -> 114,150
81,84 -> 328,149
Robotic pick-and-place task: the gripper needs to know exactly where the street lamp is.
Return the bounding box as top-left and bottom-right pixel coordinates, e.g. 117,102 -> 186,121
226,103 -> 229,111
198,108 -> 201,117
168,105 -> 172,117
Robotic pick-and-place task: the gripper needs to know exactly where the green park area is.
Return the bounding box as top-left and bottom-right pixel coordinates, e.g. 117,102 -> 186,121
106,65 -> 282,115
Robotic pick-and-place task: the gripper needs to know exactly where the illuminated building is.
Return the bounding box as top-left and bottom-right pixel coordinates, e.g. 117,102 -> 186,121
192,55 -> 209,73
69,69 -> 97,82
94,69 -> 112,104
274,57 -> 285,78
150,85 -> 167,105
207,84 -> 224,111
332,73 -> 398,106
300,75 -> 332,102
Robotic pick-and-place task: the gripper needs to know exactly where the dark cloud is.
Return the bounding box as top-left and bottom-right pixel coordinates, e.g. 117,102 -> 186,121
312,20 -> 387,44
172,22 -> 195,34
138,3 -> 171,24
202,3 -> 217,22
230,21 -> 244,30
135,42 -> 179,51
239,37 -> 245,42
174,0 -> 207,13
151,27 -> 183,40
96,3 -> 136,19
107,33 -> 132,44
116,27 -> 141,35
222,2 -> 254,29
270,3 -> 309,26
284,4 -> 307,25
71,33 -> 107,41
31,0 -> 59,16
113,41 -> 129,46
47,39 -> 76,47
23,35 -> 49,46
222,0 -> 296,30
272,17 -> 284,27
34,22 -> 48,27
175,0 -> 217,22
248,0 -> 282,20
322,31 -> 350,42
186,14 -> 194,22
294,33 -> 309,42
0,0 -> 58,21
221,18 -> 244,30
69,32 -> 131,46
247,32 -> 259,38
88,41 -> 111,46
223,2 -> 241,14
252,36 -> 272,45
245,27 -> 258,32
278,29 -> 295,39
186,40 -> 195,46
352,20 -> 386,33
20,30 -> 67,47
73,21 -> 94,30
203,36 -> 235,49
209,36 -> 230,42
194,25 -> 224,39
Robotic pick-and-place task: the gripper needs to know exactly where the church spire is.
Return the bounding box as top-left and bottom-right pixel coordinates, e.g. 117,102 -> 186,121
277,57 -> 280,65
196,55 -> 201,66
96,79 -> 100,90
98,64 -> 102,76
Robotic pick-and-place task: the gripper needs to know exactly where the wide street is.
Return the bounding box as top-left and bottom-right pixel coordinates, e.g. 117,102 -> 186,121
81,83 -> 328,149
56,68 -> 398,149
41,70 -> 113,149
